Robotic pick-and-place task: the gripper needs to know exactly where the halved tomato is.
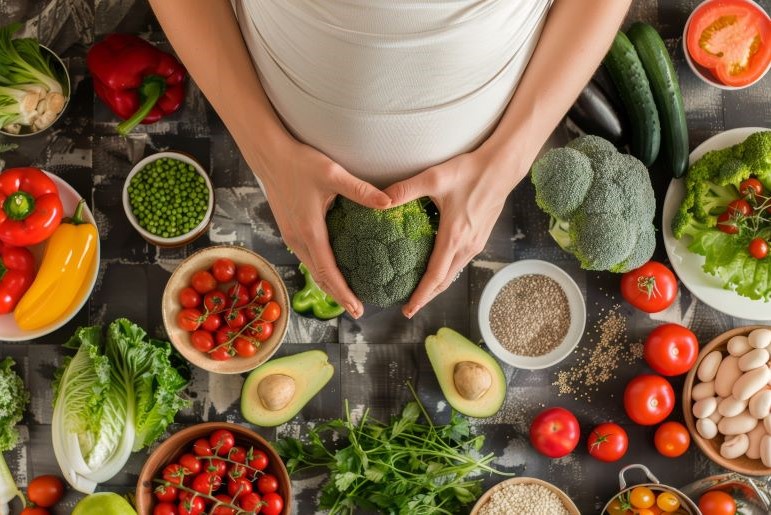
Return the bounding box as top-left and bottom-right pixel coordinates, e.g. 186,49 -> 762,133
686,0 -> 771,87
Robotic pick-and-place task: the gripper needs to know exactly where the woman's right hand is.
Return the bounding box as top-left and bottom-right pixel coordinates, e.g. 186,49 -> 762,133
255,139 -> 391,318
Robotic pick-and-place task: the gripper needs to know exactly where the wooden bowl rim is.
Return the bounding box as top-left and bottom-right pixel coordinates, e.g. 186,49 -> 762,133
469,476 -> 580,515
135,422 -> 292,515
682,325 -> 771,476
161,245 -> 290,374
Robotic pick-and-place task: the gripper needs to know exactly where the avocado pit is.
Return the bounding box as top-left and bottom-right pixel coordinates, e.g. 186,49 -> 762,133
257,374 -> 296,411
453,361 -> 492,400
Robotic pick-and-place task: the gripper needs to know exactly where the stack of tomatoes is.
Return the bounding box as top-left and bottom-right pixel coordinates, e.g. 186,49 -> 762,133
154,428 -> 285,515
177,258 -> 282,361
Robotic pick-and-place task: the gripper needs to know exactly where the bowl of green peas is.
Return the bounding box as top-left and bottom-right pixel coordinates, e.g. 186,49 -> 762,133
123,151 -> 214,247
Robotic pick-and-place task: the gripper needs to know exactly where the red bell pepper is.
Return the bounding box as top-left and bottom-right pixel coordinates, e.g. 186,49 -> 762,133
87,34 -> 186,135
0,241 -> 35,314
0,167 -> 63,246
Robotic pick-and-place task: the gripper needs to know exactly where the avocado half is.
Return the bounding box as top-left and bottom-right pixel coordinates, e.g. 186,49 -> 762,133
425,327 -> 506,418
241,350 -> 334,427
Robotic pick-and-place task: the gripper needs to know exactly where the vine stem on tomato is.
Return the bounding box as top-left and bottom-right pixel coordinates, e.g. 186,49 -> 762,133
196,454 -> 265,481
206,309 -> 272,355
153,479 -> 262,514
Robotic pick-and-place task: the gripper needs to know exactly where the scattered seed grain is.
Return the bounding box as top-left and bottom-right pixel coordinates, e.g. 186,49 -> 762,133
478,482 -> 571,515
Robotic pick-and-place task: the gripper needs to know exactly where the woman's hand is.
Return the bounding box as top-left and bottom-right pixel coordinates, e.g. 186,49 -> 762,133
257,139 -> 391,318
384,148 -> 526,318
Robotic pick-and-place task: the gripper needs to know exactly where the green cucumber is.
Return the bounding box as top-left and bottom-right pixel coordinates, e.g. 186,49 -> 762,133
603,31 -> 661,167
627,22 -> 689,178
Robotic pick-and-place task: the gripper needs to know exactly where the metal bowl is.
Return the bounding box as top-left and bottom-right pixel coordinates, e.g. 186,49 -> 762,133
680,472 -> 771,515
602,465 -> 701,514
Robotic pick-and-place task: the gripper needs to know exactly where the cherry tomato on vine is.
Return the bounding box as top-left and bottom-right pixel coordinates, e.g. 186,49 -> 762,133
162,463 -> 189,485
177,308 -> 202,332
749,238 -> 768,260
228,476 -> 253,499
229,446 -> 247,463
716,212 -> 739,234
236,264 -> 259,285
620,261 -> 678,313
250,279 -> 273,304
191,270 -> 217,294
643,324 -> 699,376
234,337 -> 257,357
193,438 -> 213,456
155,483 -> 179,503
210,345 -> 234,361
248,321 -> 274,342
262,492 -> 284,515
207,458 -> 228,477
212,495 -> 237,515
586,423 -> 628,462
191,331 -> 214,353
153,504 -> 179,515
698,490 -> 736,515
27,475 -> 64,508
201,313 -> 222,332
204,291 -> 229,312
228,463 -> 248,481
623,375 -> 675,425
179,495 -> 206,515
178,287 -> 201,309
239,492 -> 263,512
726,199 -> 752,216
225,309 -> 246,330
261,301 -> 281,323
191,471 -> 221,494
739,177 -> 764,198
179,453 -> 202,475
258,473 -> 279,494
654,421 -> 690,458
212,258 -> 237,283
210,429 -> 236,456
228,283 -> 250,308
248,449 -> 269,471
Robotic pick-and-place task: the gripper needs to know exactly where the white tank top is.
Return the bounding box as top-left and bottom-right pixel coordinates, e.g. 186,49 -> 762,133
236,0 -> 552,188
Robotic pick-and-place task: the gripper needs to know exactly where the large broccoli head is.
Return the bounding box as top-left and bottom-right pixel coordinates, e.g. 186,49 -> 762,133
327,197 -> 435,307
531,135 -> 656,273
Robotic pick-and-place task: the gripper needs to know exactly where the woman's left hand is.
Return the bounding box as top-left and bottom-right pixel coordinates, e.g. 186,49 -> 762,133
384,148 -> 526,318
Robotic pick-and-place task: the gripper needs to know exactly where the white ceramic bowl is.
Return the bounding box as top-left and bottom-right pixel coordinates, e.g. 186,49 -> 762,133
682,0 -> 771,90
122,151 -> 214,247
0,172 -> 99,341
478,260 -> 586,370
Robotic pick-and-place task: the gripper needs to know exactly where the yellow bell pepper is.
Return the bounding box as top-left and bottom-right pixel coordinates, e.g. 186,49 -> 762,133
14,199 -> 97,330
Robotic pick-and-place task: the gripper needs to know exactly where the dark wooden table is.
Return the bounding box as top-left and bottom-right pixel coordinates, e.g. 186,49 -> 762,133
1,1 -> 770,513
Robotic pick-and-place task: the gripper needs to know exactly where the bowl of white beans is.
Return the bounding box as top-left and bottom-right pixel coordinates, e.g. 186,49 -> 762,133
683,325 -> 771,476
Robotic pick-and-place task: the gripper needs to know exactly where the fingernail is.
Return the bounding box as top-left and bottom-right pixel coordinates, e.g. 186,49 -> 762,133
346,303 -> 360,319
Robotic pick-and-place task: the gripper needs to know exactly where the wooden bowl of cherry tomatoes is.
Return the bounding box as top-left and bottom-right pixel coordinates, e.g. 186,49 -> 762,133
136,422 -> 291,515
161,245 -> 289,374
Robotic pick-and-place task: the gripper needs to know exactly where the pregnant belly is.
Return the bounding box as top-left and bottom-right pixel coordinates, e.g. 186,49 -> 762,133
236,0 -> 551,188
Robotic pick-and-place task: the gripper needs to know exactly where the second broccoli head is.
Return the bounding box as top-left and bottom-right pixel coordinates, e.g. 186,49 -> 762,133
327,197 -> 436,307
531,135 -> 657,273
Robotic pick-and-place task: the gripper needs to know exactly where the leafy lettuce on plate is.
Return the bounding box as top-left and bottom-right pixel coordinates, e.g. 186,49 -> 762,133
672,130 -> 771,301
52,319 -> 189,493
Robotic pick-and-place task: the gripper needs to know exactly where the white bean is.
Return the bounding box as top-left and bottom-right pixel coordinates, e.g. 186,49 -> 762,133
733,366 -> 771,401
761,435 -> 771,467
746,423 -> 766,459
693,397 -> 718,419
715,356 -> 742,398
718,410 -> 758,435
720,433 -> 750,459
739,348 -> 770,371
709,410 -> 723,424
718,397 -> 746,418
764,414 -> 771,434
749,389 -> 771,419
692,381 -> 715,401
697,418 -> 718,439
748,328 -> 771,349
698,351 -> 724,382
727,335 -> 752,356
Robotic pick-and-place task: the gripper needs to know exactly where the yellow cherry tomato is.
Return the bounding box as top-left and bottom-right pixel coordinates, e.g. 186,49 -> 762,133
656,492 -> 681,512
606,498 -> 626,514
636,509 -> 656,515
630,487 -> 656,509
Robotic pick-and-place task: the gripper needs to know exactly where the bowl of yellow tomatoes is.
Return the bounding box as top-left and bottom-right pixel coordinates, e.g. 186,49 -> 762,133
602,465 -> 701,514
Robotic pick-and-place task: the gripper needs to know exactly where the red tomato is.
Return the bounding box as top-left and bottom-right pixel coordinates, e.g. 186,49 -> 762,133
236,264 -> 260,285
191,330 -> 214,353
250,279 -> 274,304
177,308 -> 202,332
27,475 -> 64,508
204,291 -> 229,312
698,490 -> 737,515
643,324 -> 699,376
261,492 -> 284,515
193,438 -> 214,456
716,212 -> 739,234
740,178 -> 765,198
228,476 -> 254,499
654,421 -> 691,458
239,492 -> 263,511
225,309 -> 246,330
749,238 -> 769,259
587,423 -> 628,462
154,503 -> 179,515
179,453 -> 202,475
179,495 -> 206,515
155,483 -> 179,503
624,375 -> 675,425
201,313 -> 222,332
727,199 -> 752,216
210,345 -> 234,361
620,262 -> 678,313
191,472 -> 222,494
529,407 -> 580,458
178,287 -> 201,309
207,458 -> 228,477
212,258 -> 237,283
234,337 -> 257,357
210,429 -> 236,456
248,321 -> 273,342
20,508 -> 50,515
228,463 -> 248,481
191,270 -> 217,294
260,301 -> 281,323
229,446 -> 247,463
228,283 -> 250,308
163,463 -> 189,485
257,473 -> 279,494
248,449 -> 269,471
686,0 -> 771,87
212,495 -> 237,515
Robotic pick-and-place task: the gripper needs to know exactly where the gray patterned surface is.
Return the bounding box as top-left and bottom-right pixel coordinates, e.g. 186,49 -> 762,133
0,0 -> 770,513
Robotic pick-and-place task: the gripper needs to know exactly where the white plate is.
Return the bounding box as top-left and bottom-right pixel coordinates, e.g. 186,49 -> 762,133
0,172 -> 99,341
477,260 -> 586,370
662,127 -> 770,320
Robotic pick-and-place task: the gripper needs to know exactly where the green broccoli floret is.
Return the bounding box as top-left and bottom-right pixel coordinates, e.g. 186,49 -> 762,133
531,135 -> 656,273
737,130 -> 771,186
327,197 -> 435,307
692,180 -> 738,222
0,357 -> 28,512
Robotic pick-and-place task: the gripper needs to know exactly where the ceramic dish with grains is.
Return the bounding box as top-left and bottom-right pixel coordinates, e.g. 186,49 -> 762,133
123,151 -> 214,247
161,245 -> 289,374
683,325 -> 771,476
470,477 -> 579,515
135,422 -> 291,515
478,260 -> 586,369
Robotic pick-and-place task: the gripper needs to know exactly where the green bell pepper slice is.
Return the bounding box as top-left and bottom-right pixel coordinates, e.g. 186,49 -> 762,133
292,263 -> 345,320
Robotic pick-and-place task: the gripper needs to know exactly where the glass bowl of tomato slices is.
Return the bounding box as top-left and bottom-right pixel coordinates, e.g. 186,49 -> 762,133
683,0 -> 771,90
161,245 -> 290,374
136,422 -> 291,515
